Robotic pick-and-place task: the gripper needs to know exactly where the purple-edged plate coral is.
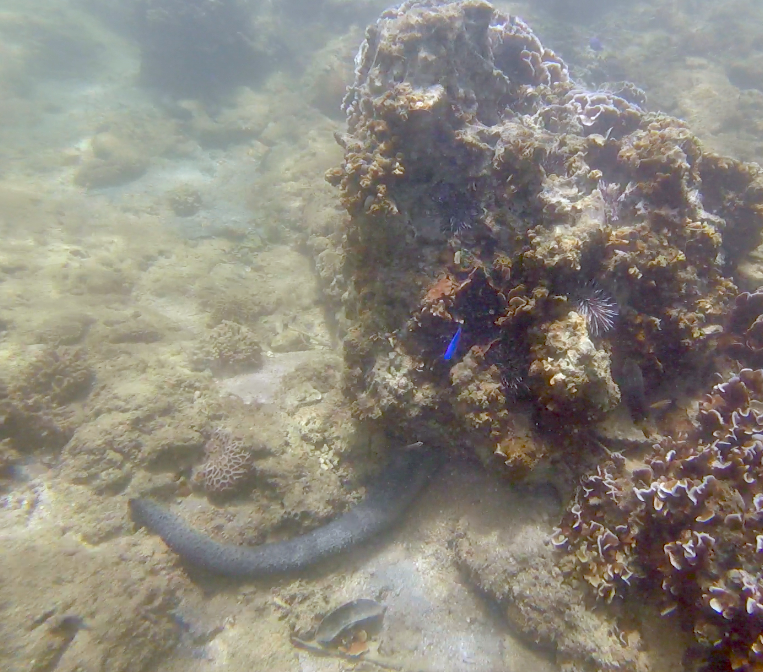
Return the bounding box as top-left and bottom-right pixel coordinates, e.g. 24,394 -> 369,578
553,368 -> 763,671
327,0 -> 763,467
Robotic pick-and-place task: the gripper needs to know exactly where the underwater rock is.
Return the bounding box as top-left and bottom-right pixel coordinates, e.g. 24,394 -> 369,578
450,347 -> 547,475
0,437 -> 21,484
218,350 -> 330,406
529,311 -> 620,422
615,357 -> 648,422
18,346 -> 93,407
34,313 -> 93,346
167,184 -> 203,217
0,532 -> 179,672
449,471 -> 684,672
724,287 -> 763,368
553,368 -> 763,670
327,0 -> 763,463
60,415 -> 135,494
74,131 -> 149,189
0,348 -> 92,457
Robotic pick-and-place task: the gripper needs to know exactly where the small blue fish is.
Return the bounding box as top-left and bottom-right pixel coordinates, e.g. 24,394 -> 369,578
589,36 -> 604,52
443,325 -> 462,361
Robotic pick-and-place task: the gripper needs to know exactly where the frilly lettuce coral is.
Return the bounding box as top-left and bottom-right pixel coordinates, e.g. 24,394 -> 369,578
553,369 -> 763,670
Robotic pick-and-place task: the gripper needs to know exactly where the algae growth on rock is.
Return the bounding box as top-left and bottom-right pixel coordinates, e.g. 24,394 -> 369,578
327,0 -> 763,473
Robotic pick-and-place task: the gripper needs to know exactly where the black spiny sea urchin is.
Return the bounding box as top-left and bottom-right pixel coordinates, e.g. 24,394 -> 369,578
431,181 -> 482,235
572,283 -> 618,337
487,332 -> 530,401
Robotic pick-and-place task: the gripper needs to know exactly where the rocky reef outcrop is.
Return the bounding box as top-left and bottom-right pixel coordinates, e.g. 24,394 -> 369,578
327,0 -> 763,471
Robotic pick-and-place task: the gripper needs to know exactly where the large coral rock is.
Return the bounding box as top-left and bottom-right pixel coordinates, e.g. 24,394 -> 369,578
328,0 -> 763,461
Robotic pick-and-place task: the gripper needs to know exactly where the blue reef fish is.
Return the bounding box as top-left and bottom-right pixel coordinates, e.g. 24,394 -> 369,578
443,325 -> 462,361
589,36 -> 604,52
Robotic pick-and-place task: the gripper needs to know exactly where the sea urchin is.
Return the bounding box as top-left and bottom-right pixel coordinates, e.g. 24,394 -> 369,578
572,283 -> 618,337
431,181 -> 482,235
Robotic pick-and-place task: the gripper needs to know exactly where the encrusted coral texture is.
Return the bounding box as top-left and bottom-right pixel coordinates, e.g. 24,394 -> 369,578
529,311 -> 620,421
553,368 -> 763,670
328,0 -> 763,460
0,347 -> 92,455
195,320 -> 263,375
192,428 -> 257,495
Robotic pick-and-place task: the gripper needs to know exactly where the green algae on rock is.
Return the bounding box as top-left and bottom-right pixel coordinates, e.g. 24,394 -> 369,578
327,0 -> 763,469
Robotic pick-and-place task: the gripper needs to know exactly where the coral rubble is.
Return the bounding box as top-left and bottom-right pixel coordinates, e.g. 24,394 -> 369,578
327,0 -> 763,463
553,368 -> 763,670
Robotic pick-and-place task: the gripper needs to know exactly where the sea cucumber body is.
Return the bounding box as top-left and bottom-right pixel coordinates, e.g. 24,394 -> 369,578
129,446 -> 440,578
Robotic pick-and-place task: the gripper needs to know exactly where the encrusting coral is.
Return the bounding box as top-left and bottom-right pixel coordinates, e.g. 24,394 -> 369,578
552,368 -> 763,671
192,428 -> 258,495
0,347 -> 92,456
327,0 -> 763,465
194,320 -> 263,375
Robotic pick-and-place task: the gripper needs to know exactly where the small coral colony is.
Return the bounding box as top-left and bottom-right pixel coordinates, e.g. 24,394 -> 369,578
326,1 -> 763,668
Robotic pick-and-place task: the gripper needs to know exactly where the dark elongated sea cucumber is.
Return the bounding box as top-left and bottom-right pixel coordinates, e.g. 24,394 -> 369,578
129,444 -> 442,578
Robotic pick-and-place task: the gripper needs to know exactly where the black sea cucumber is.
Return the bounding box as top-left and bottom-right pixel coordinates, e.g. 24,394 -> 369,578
129,444 -> 442,579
